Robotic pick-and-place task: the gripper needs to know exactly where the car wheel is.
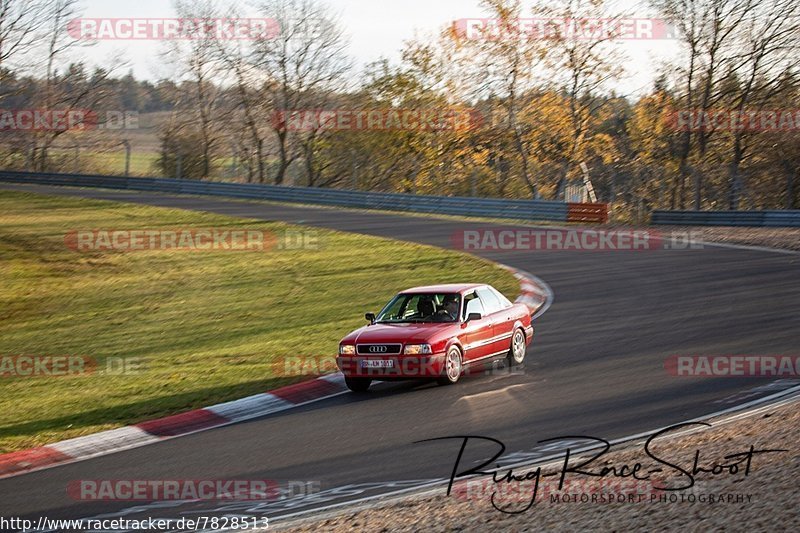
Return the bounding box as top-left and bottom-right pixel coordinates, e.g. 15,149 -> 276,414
437,346 -> 463,385
344,377 -> 371,392
508,328 -> 526,367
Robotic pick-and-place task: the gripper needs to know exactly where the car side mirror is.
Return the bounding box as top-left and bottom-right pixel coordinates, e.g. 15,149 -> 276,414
466,312 -> 482,322
365,312 -> 376,324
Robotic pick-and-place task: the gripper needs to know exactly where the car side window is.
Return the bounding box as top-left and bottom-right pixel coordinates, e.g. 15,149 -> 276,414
477,287 -> 502,315
489,286 -> 513,308
463,291 -> 484,318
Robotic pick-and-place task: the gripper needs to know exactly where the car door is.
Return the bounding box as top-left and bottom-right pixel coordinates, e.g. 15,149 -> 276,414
476,286 -> 513,356
460,291 -> 494,362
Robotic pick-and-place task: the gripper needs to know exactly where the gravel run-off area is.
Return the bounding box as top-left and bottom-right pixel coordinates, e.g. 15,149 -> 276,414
278,391 -> 800,532
638,225 -> 800,252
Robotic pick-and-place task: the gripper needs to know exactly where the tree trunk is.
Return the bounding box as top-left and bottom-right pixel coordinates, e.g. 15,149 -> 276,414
727,137 -> 744,210
693,168 -> 701,210
783,160 -> 796,209
255,139 -> 265,184
275,130 -> 288,185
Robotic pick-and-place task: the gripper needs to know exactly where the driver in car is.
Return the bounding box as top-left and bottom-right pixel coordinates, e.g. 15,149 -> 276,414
438,294 -> 460,321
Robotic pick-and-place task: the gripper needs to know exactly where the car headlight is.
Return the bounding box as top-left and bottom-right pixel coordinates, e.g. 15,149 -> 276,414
339,344 -> 355,355
404,344 -> 432,355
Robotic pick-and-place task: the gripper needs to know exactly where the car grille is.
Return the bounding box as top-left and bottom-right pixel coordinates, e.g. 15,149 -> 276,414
356,343 -> 402,355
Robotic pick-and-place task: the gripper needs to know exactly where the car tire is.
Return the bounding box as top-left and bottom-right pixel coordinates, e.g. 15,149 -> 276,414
437,346 -> 463,385
507,328 -> 526,368
344,377 -> 371,392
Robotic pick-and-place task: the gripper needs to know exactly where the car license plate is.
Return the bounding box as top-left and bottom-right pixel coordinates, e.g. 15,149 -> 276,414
361,359 -> 394,368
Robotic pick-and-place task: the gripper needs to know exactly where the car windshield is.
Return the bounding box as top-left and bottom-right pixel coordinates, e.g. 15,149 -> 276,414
375,293 -> 461,323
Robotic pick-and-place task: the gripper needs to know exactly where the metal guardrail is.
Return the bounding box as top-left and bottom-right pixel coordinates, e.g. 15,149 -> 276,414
651,210 -> 800,227
0,170 -> 609,223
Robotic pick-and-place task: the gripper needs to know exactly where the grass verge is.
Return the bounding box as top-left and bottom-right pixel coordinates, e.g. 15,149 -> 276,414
0,190 -> 518,453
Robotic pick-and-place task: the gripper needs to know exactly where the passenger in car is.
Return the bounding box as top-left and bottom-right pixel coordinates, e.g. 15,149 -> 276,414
416,297 -> 435,319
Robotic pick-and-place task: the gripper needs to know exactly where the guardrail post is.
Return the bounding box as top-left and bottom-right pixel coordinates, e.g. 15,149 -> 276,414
122,140 -> 131,177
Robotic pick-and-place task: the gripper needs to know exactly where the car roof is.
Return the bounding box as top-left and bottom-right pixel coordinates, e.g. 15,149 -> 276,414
400,283 -> 486,294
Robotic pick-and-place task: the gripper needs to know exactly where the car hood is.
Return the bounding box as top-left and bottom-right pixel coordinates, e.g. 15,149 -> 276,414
343,322 -> 455,344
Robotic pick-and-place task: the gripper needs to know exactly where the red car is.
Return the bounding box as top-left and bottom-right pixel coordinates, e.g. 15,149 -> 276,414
337,283 -> 533,392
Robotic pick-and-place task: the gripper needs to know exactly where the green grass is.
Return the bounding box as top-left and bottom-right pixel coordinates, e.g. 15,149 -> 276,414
0,190 -> 518,452
43,149 -> 160,176
87,151 -> 160,175
45,149 -> 245,178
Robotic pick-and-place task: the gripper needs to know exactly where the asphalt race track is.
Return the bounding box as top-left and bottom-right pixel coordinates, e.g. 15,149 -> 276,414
1,182 -> 799,528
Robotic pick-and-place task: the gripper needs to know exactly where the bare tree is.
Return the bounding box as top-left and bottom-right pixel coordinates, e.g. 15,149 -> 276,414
216,38 -> 270,183
722,0 -> 799,208
32,0 -> 116,171
537,0 -> 627,200
0,0 -> 51,90
164,0 -> 228,179
453,0 -> 549,198
252,0 -> 351,185
652,0 -> 757,208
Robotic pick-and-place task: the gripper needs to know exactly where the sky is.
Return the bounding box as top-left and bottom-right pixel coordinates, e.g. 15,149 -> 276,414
75,0 -> 680,98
